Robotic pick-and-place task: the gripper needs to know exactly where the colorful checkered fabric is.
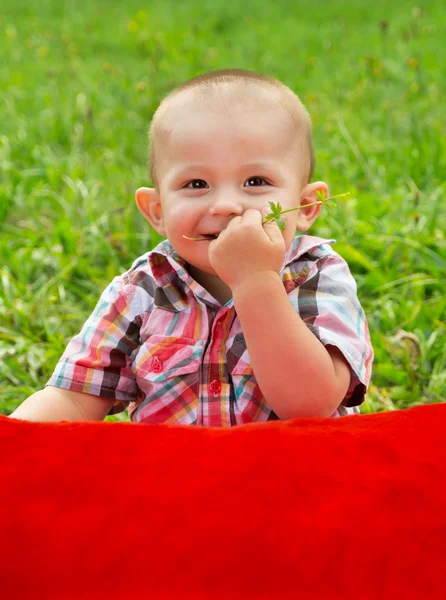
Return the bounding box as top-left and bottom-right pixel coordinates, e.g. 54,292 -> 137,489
47,235 -> 374,425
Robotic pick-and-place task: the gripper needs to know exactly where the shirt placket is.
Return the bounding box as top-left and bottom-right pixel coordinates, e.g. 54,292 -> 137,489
203,306 -> 233,427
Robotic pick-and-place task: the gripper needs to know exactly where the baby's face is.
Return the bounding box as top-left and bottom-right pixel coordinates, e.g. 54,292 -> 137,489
153,95 -> 306,279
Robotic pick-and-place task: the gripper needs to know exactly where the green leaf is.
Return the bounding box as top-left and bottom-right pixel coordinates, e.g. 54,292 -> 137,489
268,200 -> 282,216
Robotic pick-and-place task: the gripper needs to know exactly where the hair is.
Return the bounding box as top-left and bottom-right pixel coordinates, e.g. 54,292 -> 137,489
148,68 -> 315,188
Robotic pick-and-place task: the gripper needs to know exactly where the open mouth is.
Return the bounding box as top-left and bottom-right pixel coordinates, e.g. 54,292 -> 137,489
182,233 -> 220,241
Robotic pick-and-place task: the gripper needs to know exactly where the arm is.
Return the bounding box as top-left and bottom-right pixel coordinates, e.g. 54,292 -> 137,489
9,387 -> 116,422
232,270 -> 351,419
208,207 -> 352,419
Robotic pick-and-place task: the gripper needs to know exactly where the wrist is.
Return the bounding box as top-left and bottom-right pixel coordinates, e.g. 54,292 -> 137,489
231,270 -> 283,302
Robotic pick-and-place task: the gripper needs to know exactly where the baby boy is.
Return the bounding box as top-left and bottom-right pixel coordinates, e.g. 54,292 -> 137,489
11,69 -> 373,425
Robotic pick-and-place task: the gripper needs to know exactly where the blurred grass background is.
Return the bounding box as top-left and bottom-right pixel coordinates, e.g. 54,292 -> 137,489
0,0 -> 445,420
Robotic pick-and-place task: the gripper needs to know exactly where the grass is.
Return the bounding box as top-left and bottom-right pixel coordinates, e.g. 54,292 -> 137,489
0,0 -> 445,421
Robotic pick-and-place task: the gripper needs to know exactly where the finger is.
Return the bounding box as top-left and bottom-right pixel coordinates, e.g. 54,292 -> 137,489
261,206 -> 285,243
226,215 -> 243,230
240,208 -> 263,226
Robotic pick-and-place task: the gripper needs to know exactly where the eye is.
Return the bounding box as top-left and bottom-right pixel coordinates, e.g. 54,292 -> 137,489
184,179 -> 209,189
244,176 -> 269,187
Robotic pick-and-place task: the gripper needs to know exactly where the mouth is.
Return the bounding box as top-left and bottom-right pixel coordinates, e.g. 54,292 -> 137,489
182,233 -> 220,241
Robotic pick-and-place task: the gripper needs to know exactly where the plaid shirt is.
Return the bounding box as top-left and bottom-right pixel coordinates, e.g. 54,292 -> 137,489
47,235 -> 374,425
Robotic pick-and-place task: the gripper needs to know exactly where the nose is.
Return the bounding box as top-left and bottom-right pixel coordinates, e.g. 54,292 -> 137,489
208,191 -> 244,217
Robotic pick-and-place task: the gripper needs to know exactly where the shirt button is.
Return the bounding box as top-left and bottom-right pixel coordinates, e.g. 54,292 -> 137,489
209,380 -> 222,396
151,356 -> 163,373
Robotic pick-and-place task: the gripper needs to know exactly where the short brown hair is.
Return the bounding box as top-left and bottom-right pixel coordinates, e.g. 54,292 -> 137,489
148,68 -> 315,187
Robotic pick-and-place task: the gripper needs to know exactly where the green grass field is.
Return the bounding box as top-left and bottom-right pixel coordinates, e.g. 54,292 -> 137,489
1,0 -> 445,420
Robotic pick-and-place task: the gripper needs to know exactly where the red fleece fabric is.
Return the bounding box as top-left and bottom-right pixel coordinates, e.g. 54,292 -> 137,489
1,405 -> 446,599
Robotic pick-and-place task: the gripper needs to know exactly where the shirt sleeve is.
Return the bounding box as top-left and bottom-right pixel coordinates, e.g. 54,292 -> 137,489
46,275 -> 143,416
288,251 -> 374,408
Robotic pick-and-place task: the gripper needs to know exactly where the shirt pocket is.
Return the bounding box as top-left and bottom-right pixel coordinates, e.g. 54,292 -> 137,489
230,356 -> 257,406
228,341 -> 260,408
227,339 -> 278,422
134,335 -> 204,383
230,359 -> 254,377
227,338 -> 254,383
131,335 -> 204,424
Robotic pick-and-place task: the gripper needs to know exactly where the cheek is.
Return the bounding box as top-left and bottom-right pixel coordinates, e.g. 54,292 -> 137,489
164,202 -> 202,241
168,200 -> 197,222
283,212 -> 299,243
285,208 -> 298,228
283,229 -> 294,250
163,204 -> 190,231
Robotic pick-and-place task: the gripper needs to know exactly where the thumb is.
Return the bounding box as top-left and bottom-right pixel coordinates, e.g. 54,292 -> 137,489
261,206 -> 284,242
261,206 -> 278,223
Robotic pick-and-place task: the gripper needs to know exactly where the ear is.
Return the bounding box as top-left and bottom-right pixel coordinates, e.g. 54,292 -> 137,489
135,187 -> 166,236
295,181 -> 330,231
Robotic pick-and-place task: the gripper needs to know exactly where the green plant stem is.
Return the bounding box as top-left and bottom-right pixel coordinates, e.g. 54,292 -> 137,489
183,193 -> 350,239
261,192 -> 349,226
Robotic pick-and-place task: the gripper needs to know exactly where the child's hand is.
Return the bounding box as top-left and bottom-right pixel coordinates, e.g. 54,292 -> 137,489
208,208 -> 286,291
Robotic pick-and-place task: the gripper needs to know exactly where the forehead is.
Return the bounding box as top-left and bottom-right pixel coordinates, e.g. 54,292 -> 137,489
155,86 -> 300,173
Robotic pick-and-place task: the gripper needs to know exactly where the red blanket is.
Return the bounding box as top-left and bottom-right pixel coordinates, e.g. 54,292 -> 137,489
1,405 -> 446,599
